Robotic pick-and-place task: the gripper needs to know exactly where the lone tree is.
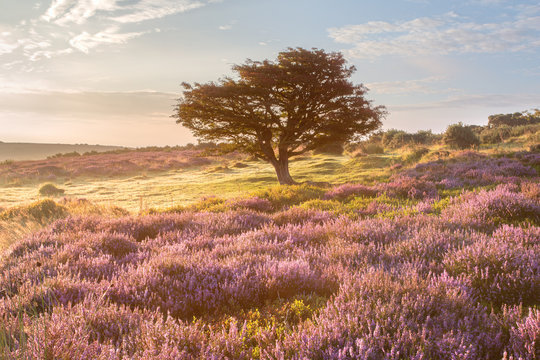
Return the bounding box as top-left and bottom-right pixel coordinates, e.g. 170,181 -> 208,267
174,47 -> 385,184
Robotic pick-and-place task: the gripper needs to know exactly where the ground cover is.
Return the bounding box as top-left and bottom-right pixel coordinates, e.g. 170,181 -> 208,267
0,145 -> 538,359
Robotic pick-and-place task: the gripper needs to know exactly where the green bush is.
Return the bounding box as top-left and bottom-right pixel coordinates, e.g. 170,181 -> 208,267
0,199 -> 67,222
403,147 -> 429,164
313,141 -> 344,155
443,123 -> 480,149
299,199 -> 346,213
361,143 -> 385,155
38,183 -> 65,197
254,184 -> 326,209
480,126 -> 512,144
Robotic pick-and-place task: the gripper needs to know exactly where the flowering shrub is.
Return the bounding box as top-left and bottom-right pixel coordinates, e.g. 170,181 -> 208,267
442,185 -> 540,228
323,183 -> 377,201
253,184 -> 326,209
379,175 -> 438,200
443,233 -> 539,306
404,152 -> 537,189
1,152 -> 539,358
225,196 -> 274,212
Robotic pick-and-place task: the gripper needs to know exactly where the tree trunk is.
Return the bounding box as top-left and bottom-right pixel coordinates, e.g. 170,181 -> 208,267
272,157 -> 295,185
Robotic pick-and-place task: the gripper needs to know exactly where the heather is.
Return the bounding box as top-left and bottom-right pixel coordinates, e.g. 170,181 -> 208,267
1,148 -> 539,359
0,148 -> 229,186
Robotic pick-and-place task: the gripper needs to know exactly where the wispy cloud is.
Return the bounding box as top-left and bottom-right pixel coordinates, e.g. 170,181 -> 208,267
69,26 -> 145,53
392,93 -> 540,111
218,19 -> 236,31
328,11 -> 540,58
2,0 -> 223,65
0,32 -> 19,55
110,0 -> 206,24
42,0 -> 118,25
42,0 -> 211,25
366,76 -> 457,95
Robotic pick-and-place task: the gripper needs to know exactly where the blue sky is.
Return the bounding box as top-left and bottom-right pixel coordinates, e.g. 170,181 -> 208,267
1,0 -> 539,146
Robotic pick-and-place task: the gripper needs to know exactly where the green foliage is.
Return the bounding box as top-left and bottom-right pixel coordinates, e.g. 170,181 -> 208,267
0,199 -> 67,222
313,141 -> 345,155
47,151 -> 81,159
38,183 -> 65,197
253,184 -> 326,209
382,129 -> 438,148
480,125 -> 512,144
299,199 -> 346,214
402,147 -> 429,164
488,109 -> 540,127
443,123 -> 480,149
174,47 -> 384,184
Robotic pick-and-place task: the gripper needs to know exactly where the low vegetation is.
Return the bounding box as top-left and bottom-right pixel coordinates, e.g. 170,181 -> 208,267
38,183 -> 65,197
0,137 -> 538,358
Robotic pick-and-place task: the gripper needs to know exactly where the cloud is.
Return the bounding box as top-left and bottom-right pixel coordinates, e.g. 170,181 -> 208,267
366,76 -> 456,95
218,19 -> 236,31
0,32 -> 19,55
328,11 -> 540,58
28,48 -> 74,61
43,0 -> 118,25
69,27 -> 145,53
392,93 -> 540,111
110,0 -> 206,24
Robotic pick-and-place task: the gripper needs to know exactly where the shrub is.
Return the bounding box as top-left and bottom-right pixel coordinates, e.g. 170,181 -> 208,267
313,141 -> 344,155
442,185 -> 540,228
379,176 -> 438,200
403,147 -> 429,164
253,184 -> 326,209
443,123 -> 480,149
359,143 -> 384,155
299,199 -> 346,214
443,235 -> 538,306
323,183 -> 377,201
225,196 -> 274,212
0,199 -> 67,222
488,110 -> 540,127
38,183 -> 65,197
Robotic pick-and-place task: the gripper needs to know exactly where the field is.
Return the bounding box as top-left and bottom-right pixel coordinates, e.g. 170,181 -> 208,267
0,137 -> 539,359
0,142 -> 124,162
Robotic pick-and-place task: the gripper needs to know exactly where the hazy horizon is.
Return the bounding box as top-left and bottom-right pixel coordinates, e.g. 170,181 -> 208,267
1,0 -> 539,147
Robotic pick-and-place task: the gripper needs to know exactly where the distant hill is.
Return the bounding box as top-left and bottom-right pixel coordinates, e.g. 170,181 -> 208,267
0,142 -> 125,161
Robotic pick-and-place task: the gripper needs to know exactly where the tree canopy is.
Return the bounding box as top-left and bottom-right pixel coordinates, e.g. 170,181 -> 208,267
174,47 -> 385,184
488,109 -> 540,128
443,123 -> 480,149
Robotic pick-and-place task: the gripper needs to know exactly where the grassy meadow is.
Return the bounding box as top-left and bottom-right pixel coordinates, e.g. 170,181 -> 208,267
0,127 -> 539,359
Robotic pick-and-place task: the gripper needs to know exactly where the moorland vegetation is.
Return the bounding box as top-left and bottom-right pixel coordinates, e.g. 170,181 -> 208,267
0,111 -> 538,358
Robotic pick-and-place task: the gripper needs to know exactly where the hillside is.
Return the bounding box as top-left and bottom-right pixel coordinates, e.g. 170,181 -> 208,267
0,132 -> 538,358
0,142 -> 124,161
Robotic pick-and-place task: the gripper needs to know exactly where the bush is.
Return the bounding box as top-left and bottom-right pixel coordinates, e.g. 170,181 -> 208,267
488,110 -> 540,127
313,141 -> 344,155
38,183 -> 65,197
324,183 -> 377,201
253,184 -> 326,209
361,143 -> 384,155
480,126 -> 511,144
443,123 -> 480,149
0,199 -> 67,222
402,147 -> 429,164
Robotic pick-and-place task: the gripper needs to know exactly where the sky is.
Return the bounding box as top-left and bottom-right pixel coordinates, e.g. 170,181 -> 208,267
0,0 -> 539,147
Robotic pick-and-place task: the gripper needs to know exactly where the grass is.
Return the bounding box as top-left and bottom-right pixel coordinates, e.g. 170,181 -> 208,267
0,154 -> 396,213
0,141 -> 536,213
0,138 -> 537,253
